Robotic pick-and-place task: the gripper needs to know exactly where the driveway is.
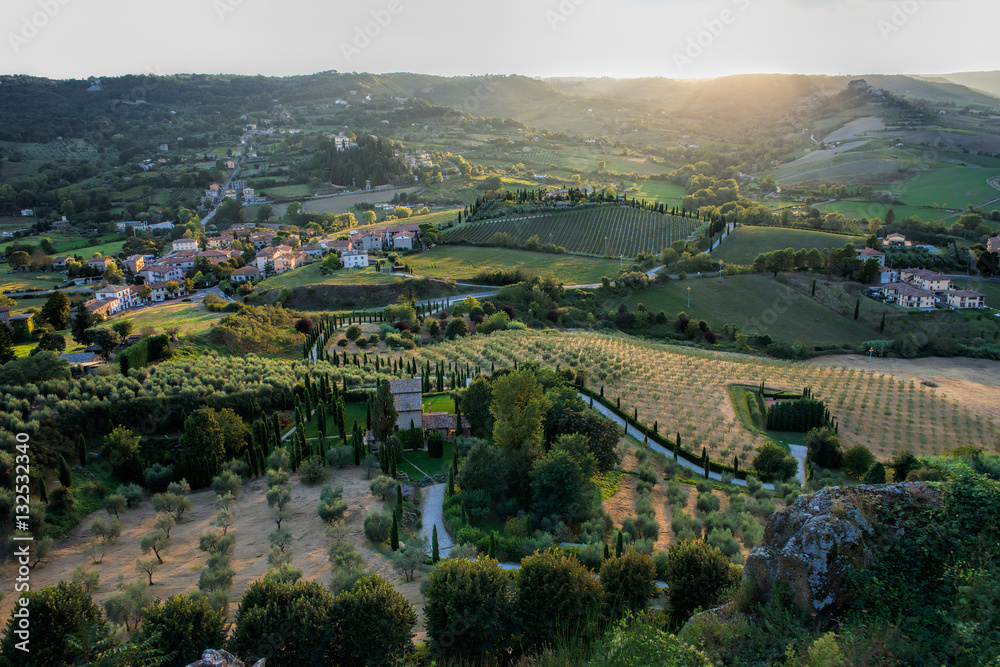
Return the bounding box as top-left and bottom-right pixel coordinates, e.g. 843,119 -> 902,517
420,483 -> 454,556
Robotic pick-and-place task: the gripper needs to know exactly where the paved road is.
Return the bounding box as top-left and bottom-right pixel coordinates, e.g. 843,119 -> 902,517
420,483 -> 454,556
581,392 -> 804,489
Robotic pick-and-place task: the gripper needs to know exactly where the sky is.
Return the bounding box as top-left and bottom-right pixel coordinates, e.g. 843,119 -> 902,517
1,0 -> 996,80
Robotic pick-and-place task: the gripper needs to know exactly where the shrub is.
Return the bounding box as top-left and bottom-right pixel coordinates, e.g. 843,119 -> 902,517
327,446 -> 353,468
138,593 -> 228,667
329,574 -> 417,667
318,499 -> 348,524
363,509 -> 392,543
696,492 -> 721,513
515,549 -> 604,650
660,539 -> 740,626
369,475 -> 396,500
862,461 -> 887,484
427,429 -> 445,458
600,549 -> 656,617
299,456 -> 328,485
424,557 -> 514,660
706,527 -> 741,559
143,463 -> 175,493
120,483 -> 144,508
843,445 -> 876,478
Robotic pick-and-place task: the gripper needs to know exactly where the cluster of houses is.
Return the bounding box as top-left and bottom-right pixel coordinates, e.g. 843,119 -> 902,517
856,237 -> 989,310
203,181 -> 262,207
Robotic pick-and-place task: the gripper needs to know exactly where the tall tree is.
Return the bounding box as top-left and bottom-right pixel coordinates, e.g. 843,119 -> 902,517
40,291 -> 71,330
70,305 -> 94,345
490,370 -> 551,453
371,379 -> 398,443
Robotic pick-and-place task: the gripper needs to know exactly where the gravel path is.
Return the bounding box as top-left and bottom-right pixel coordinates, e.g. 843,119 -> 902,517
420,483 -> 453,556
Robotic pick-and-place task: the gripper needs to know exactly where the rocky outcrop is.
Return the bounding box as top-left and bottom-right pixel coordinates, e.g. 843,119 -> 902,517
186,649 -> 265,667
744,482 -> 941,618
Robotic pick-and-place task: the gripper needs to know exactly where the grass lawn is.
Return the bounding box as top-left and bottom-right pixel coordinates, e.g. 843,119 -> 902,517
896,168 -> 1000,208
712,226 -> 862,265
0,273 -> 67,293
400,441 -> 454,479
13,342 -> 36,357
297,402 -> 369,441
121,302 -> 226,336
408,246 -> 622,285
613,274 -> 878,346
264,183 -> 312,199
421,393 -> 455,413
257,264 -> 404,290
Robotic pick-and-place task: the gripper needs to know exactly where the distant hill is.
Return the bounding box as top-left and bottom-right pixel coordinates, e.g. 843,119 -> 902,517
923,71 -> 1000,100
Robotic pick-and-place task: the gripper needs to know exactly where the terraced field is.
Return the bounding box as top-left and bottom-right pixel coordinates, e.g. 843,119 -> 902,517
445,206 -> 702,257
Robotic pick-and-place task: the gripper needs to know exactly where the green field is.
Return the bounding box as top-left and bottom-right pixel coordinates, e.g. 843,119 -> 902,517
0,273 -> 67,293
256,264 -> 405,290
407,246 -> 623,285
629,181 -> 688,206
444,206 -> 701,258
400,442 -> 454,479
613,274 -> 878,346
951,279 -> 1000,311
814,200 -> 946,222
711,226 -> 862,265
896,168 -> 1000,209
121,302 -> 225,335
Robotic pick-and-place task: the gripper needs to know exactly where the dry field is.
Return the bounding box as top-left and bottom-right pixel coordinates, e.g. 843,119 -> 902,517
0,468 -> 431,640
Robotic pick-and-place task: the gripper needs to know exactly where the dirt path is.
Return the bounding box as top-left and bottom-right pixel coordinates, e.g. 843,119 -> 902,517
807,354 -> 1000,429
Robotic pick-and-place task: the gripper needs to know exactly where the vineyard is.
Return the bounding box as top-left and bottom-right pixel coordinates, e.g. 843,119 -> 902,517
444,206 -> 702,257
407,330 -> 994,464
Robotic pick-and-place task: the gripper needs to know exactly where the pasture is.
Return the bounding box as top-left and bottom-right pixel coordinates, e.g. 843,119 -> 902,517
895,168 -> 1000,208
445,206 -> 701,258
814,200 -> 946,222
120,302 -> 226,336
611,274 -> 877,347
711,226 -> 862,265
257,264 -> 405,290
406,246 -> 622,285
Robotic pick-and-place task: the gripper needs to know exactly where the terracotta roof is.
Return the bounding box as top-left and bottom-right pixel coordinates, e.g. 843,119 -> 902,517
902,268 -> 948,281
883,282 -> 934,298
948,290 -> 984,298
859,248 -> 884,256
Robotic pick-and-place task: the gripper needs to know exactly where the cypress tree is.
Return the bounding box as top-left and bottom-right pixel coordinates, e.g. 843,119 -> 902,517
615,531 -> 623,558
811,279 -> 816,297
395,483 -> 403,520
390,511 -> 399,551
58,455 -> 72,488
879,312 -> 886,333
77,434 -> 87,466
432,525 -> 440,563
853,297 -> 860,321
38,477 -> 48,504
702,447 -> 709,479
604,543 -> 611,560
488,532 -> 497,559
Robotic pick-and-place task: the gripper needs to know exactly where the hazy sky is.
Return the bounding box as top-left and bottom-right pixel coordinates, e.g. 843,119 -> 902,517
1,0 -> 996,80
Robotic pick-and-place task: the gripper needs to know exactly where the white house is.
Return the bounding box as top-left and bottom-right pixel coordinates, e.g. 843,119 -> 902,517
900,268 -> 950,293
857,248 -> 886,266
94,285 -> 136,314
880,282 -> 936,309
341,250 -> 369,268
116,220 -> 148,232
172,238 -> 198,252
877,266 -> 900,284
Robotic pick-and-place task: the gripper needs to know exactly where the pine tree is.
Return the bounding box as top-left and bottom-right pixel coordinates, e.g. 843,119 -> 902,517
432,525 -> 440,563
390,511 -> 399,551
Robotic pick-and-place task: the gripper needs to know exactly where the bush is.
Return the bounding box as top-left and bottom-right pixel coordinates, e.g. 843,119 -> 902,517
363,509 -> 392,543
843,445 -> 876,478
299,456 -> 328,485
515,549 -> 604,650
424,557 -> 514,661
706,528 -> 741,559
600,549 -> 656,617
696,492 -> 721,513
427,429 -> 444,458
120,483 -> 144,508
143,463 -> 175,493
137,593 -> 228,667
318,499 -> 348,524
660,539 -> 740,626
327,446 -> 353,468
329,574 -> 417,667
862,461 -> 887,484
